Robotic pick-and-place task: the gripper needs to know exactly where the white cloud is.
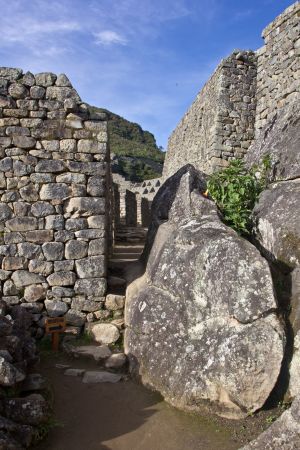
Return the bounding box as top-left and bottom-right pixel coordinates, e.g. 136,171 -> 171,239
94,30 -> 128,46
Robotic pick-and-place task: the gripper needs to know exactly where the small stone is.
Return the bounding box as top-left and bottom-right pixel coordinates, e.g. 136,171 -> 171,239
8,83 -> 28,99
71,297 -> 100,312
0,203 -> 13,222
24,285 -> 46,302
55,364 -> 71,369
54,260 -> 74,272
42,242 -> 64,261
44,300 -> 68,317
47,271 -> 76,287
0,356 -> 25,386
55,74 -> 72,87
65,218 -> 87,231
75,256 -> 105,278
4,393 -> 50,425
65,309 -> 86,326
21,373 -> 46,392
65,240 -> 88,259
105,353 -> 127,369
82,371 -> 121,384
90,323 -> 120,345
30,86 -> 45,99
2,257 -> 27,271
105,294 -> 125,311
64,368 -> 85,377
12,135 -> 36,149
25,230 -> 53,244
40,183 -> 71,201
45,215 -> 64,230
64,197 -> 105,216
74,279 -> 106,296
28,260 -> 53,276
72,344 -> 112,362
31,202 -> 55,217
6,217 -> 37,232
35,160 -> 65,173
35,72 -> 57,87
11,270 -> 44,288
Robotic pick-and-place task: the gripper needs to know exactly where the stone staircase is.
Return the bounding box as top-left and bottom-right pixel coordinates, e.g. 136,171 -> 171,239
108,226 -> 147,294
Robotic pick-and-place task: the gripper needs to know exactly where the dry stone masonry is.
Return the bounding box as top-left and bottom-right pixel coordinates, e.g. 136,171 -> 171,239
163,2 -> 300,178
0,67 -> 112,335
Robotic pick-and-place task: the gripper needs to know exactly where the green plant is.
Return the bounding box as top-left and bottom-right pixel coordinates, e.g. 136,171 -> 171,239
33,417 -> 64,443
207,159 -> 269,235
266,414 -> 277,424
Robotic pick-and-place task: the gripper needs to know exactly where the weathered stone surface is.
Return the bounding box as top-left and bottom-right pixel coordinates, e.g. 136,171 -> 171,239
28,259 -> 53,276
24,285 -> 46,302
40,183 -> 71,200
4,393 -> 49,425
75,256 -> 105,278
64,197 -> 105,217
31,202 -> 55,218
74,278 -> 106,296
105,353 -> 127,369
42,242 -> 64,261
65,309 -> 86,326
0,203 -> 13,222
91,323 -> 120,344
71,297 -> 100,312
253,180 -> 300,269
289,331 -> 300,399
36,159 -> 65,173
64,368 -> 85,377
105,294 -> 125,311
44,300 -> 68,317
71,345 -> 112,362
2,257 -> 26,271
6,217 -> 37,232
25,230 -> 53,244
87,177 -> 105,197
241,395 -> 300,449
246,102 -> 300,182
82,371 -> 121,384
11,270 -> 44,288
125,166 -> 285,418
8,83 -> 28,99
35,72 -> 57,87
65,240 -> 88,260
88,238 -> 106,256
0,356 -> 25,386
47,271 -> 76,286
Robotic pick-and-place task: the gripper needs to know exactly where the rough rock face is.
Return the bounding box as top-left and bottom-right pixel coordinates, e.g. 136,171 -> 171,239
241,394 -> 300,449
245,102 -> 300,182
252,180 -> 300,270
252,179 -> 300,398
125,166 -> 285,418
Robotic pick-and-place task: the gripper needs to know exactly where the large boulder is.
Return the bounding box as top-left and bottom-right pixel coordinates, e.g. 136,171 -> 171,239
245,101 -> 300,182
240,394 -> 300,449
252,180 -> 300,398
125,167 -> 285,419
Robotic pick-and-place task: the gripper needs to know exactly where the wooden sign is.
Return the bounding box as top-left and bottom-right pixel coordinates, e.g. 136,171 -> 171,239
45,317 -> 66,351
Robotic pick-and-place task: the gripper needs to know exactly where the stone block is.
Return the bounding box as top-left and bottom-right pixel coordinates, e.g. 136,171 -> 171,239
28,259 -> 53,276
74,278 -> 106,296
65,240 -> 88,260
75,256 -> 105,278
64,197 -> 105,217
47,271 -> 76,286
6,217 -> 37,232
88,239 -> 106,256
42,242 -> 64,261
2,257 -> 27,271
65,218 -> 87,231
24,230 -> 53,244
87,215 -> 105,229
105,294 -> 125,311
45,215 -> 65,230
31,202 -> 55,217
44,300 -> 68,317
40,183 -> 71,200
11,270 -> 45,287
35,160 -> 65,173
12,135 -> 36,149
17,242 -> 42,259
65,309 -> 86,326
35,72 -> 57,87
24,284 -> 46,302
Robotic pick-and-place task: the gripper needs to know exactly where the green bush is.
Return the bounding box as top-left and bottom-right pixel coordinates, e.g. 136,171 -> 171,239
207,158 -> 269,235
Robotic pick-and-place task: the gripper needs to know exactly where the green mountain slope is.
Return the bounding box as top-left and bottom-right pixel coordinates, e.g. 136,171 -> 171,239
89,106 -> 165,181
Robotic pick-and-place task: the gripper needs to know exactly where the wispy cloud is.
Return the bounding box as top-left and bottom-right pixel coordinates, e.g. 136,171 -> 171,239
94,30 -> 128,46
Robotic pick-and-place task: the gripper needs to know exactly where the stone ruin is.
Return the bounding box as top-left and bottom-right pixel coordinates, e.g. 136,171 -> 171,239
0,67 -> 112,336
0,1 -> 299,448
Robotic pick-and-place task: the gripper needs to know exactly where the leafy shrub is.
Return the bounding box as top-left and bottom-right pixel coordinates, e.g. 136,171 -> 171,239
207,158 -> 269,235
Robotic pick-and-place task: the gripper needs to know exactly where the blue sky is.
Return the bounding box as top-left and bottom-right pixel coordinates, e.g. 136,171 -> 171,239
0,0 -> 295,149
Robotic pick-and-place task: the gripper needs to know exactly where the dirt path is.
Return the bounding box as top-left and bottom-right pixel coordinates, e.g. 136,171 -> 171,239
36,354 -> 242,450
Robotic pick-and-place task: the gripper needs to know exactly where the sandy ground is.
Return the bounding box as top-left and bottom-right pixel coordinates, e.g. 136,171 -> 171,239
35,354 -> 243,450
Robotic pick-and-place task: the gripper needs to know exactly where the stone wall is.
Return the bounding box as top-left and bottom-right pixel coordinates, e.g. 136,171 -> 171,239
0,67 -> 111,333
163,51 -> 257,178
255,1 -> 300,134
112,173 -> 161,228
163,2 -> 300,178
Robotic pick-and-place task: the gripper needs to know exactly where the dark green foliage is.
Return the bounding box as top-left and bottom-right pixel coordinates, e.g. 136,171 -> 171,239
88,106 -> 164,160
208,158 -> 269,235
